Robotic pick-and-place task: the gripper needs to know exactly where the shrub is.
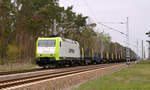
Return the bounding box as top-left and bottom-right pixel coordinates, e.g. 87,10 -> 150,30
0,40 -> 3,65
6,44 -> 20,63
0,59 -> 3,65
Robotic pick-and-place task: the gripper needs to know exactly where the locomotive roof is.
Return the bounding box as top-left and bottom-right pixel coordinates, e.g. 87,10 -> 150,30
37,37 -> 79,45
62,38 -> 79,45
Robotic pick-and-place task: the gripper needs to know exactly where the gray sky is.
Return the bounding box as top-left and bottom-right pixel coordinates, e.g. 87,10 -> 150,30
59,0 -> 150,57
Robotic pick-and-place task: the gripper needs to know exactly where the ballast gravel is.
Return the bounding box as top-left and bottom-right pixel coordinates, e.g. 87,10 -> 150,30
6,63 -> 128,90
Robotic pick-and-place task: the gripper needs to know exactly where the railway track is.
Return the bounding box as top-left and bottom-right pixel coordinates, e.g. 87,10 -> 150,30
0,64 -> 109,76
0,64 -> 117,89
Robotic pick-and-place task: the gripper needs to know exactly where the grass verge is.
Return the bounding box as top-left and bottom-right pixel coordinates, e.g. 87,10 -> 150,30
74,60 -> 150,90
0,63 -> 39,72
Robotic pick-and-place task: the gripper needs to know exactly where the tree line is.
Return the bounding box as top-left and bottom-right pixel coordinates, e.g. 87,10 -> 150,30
0,0 -> 136,64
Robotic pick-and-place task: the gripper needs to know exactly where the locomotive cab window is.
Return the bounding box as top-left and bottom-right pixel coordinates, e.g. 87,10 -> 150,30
38,40 -> 56,47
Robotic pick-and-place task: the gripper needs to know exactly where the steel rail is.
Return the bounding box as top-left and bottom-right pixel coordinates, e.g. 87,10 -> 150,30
0,64 -> 117,89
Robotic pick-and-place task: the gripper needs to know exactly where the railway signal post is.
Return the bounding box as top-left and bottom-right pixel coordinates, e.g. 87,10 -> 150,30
126,17 -> 130,65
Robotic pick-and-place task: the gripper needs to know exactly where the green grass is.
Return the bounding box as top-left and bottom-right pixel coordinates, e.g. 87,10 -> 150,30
74,60 -> 150,90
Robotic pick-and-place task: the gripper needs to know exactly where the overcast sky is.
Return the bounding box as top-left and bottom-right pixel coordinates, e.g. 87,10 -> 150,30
59,0 -> 150,57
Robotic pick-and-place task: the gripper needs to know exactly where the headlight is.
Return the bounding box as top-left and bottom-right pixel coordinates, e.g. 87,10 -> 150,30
38,54 -> 41,56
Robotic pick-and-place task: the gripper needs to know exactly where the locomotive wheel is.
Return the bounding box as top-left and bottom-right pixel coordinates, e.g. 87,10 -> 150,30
42,65 -> 46,69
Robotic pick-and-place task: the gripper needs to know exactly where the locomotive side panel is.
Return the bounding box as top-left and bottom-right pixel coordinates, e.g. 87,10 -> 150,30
59,39 -> 80,60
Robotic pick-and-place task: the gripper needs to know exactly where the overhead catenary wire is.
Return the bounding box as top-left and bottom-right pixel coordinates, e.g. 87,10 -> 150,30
98,22 -> 137,49
82,0 -> 97,21
97,22 -> 126,35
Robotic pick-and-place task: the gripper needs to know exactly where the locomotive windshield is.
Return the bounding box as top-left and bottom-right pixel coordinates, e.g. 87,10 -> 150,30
38,40 -> 56,47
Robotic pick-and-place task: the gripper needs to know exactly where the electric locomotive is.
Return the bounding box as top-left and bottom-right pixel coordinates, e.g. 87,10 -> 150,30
36,37 -> 81,68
